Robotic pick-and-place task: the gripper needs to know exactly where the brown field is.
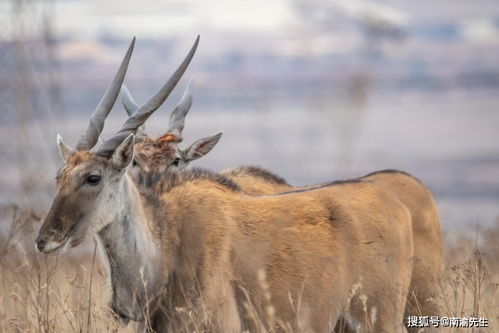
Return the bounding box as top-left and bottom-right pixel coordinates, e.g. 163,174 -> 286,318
0,204 -> 498,333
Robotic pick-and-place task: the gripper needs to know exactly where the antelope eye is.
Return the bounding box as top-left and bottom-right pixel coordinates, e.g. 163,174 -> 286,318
132,159 -> 138,167
86,175 -> 101,186
172,157 -> 181,166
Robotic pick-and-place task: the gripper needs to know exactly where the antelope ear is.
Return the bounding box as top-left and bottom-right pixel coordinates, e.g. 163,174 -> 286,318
110,134 -> 134,170
184,132 -> 222,162
57,134 -> 74,162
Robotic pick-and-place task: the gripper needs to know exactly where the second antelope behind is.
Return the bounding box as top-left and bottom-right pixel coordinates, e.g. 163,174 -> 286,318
123,60 -> 443,333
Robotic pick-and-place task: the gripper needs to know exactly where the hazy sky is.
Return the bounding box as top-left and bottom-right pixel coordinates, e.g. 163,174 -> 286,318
2,0 -> 499,42
55,0 -> 297,39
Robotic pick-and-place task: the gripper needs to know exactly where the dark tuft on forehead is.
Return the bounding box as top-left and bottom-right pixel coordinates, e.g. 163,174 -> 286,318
135,137 -> 177,164
156,133 -> 179,143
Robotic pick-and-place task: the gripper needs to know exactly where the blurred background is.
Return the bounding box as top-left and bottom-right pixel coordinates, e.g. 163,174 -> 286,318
1,0 -> 498,232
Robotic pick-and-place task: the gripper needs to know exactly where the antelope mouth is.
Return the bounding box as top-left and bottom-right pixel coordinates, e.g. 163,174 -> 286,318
40,239 -> 67,254
37,234 -> 72,254
39,234 -> 85,254
38,216 -> 87,254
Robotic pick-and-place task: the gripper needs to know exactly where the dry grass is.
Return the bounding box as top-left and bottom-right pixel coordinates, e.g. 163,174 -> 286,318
0,205 -> 134,333
435,224 -> 499,332
1,204 -> 498,332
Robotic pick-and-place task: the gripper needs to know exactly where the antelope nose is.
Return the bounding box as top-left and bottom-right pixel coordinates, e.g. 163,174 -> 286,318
36,235 -> 47,251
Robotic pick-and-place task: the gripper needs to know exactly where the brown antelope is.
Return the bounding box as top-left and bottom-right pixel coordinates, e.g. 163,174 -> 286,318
36,33 -> 198,316
38,137 -> 414,333
36,40 -> 416,333
122,82 -> 444,330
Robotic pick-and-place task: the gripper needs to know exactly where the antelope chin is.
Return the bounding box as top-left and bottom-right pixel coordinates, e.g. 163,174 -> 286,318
40,240 -> 66,254
38,236 -> 76,254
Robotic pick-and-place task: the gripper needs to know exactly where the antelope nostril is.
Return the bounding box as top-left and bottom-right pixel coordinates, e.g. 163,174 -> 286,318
36,235 -> 46,250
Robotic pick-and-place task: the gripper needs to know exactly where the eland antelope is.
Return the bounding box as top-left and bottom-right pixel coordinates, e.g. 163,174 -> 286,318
36,34 -> 199,325
36,40 -> 415,333
38,131 -> 414,333
122,80 -> 444,330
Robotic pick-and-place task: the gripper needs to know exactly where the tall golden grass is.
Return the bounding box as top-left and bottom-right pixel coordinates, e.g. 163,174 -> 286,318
0,204 -> 497,332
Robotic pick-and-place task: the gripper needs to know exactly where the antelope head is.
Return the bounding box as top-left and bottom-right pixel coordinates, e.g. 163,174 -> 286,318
36,36 -> 200,253
122,78 -> 222,181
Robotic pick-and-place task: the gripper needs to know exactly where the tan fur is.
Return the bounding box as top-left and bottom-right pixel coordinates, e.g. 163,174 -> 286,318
222,168 -> 444,324
39,147 -> 415,332
128,133 -> 443,331
148,174 -> 414,332
363,172 -> 443,322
